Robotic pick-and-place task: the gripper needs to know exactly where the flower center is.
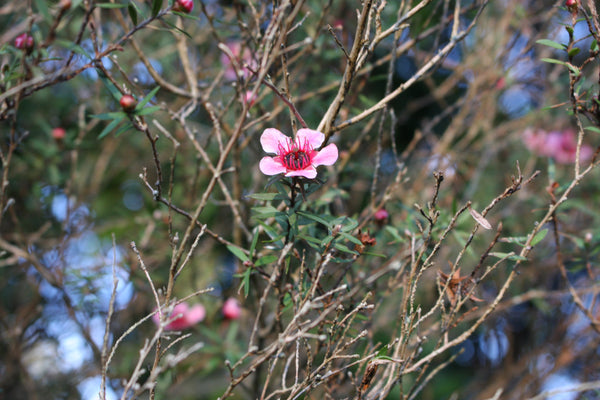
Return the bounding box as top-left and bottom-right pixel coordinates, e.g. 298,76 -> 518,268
278,139 -> 313,171
282,150 -> 311,170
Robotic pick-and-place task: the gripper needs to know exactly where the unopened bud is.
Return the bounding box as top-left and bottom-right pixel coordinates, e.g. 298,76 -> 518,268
119,94 -> 137,112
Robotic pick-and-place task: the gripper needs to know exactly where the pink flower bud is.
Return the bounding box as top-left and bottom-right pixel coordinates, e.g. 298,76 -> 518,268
153,302 -> 205,331
52,128 -> 66,140
174,0 -> 193,13
119,94 -> 137,112
222,298 -> 241,320
15,33 -> 34,51
374,208 -> 389,221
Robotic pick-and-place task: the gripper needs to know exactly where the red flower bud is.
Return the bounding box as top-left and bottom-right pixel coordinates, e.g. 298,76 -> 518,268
61,0 -> 72,10
119,94 -> 137,112
174,0 -> 193,13
52,127 -> 66,140
15,33 -> 34,51
222,298 -> 241,320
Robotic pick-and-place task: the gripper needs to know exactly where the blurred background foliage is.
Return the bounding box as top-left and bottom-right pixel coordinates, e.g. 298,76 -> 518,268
1,0 -> 600,399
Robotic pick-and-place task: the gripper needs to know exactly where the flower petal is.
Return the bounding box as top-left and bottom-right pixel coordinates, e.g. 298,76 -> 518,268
186,304 -> 206,324
286,166 -> 317,179
261,128 -> 289,154
259,157 -> 287,176
311,143 -> 338,167
296,129 -> 325,149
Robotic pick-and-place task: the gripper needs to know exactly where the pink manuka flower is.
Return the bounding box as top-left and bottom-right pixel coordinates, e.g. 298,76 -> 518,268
259,128 -> 338,179
374,208 -> 389,221
15,33 -> 34,50
222,298 -> 241,320
220,42 -> 256,81
153,302 -> 205,331
523,128 -> 593,164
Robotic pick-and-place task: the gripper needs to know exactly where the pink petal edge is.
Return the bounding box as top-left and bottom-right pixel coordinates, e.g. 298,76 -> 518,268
259,157 -> 287,175
296,129 -> 325,149
311,143 -> 338,167
186,304 -> 206,323
260,128 -> 289,154
285,166 -> 317,179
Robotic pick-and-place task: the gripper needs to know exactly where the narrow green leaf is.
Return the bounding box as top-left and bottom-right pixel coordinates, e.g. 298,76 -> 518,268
134,105 -> 161,116
98,116 -> 125,139
92,111 -> 126,120
160,18 -> 192,38
151,0 -> 162,17
489,252 -> 528,262
333,242 -> 358,255
136,86 -> 160,109
249,228 -> 260,256
247,193 -> 279,201
128,4 -> 138,25
96,3 -> 129,8
568,47 -> 580,57
227,244 -> 249,262
584,126 -> 600,134
254,255 -> 278,267
540,57 -> 568,66
339,232 -> 364,246
296,211 -> 331,227
114,122 -> 134,137
591,40 -> 598,52
530,229 -> 548,246
536,39 -> 566,51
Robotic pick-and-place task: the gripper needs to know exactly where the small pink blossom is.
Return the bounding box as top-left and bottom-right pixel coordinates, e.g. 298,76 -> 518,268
222,298 -> 241,320
52,127 -> 66,140
259,128 -> 338,179
15,33 -> 34,50
174,0 -> 193,13
374,208 -> 389,221
153,302 -> 205,331
523,128 -> 593,164
220,42 -> 256,81
244,90 -> 256,107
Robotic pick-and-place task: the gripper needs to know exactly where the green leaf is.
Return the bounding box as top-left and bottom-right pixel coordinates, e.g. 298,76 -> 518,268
536,39 -> 566,51
128,4 -> 138,25
296,211 -> 331,227
56,39 -> 91,58
254,255 -> 278,267
96,2 -> 129,8
334,242 -> 358,255
135,105 -> 161,116
98,116 -> 125,139
584,126 -> 600,134
591,40 -> 598,52
227,244 -> 249,262
136,86 -> 160,109
247,193 -> 279,201
339,232 -> 364,246
540,57 -> 568,66
151,0 -> 162,17
114,122 -> 134,137
160,18 -> 192,38
568,47 -> 580,57
489,252 -> 528,261
92,111 -> 126,120
530,229 -> 548,246
236,268 -> 252,298
249,228 -> 260,256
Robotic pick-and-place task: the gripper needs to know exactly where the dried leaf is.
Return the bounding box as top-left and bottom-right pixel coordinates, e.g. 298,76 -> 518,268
469,207 -> 492,230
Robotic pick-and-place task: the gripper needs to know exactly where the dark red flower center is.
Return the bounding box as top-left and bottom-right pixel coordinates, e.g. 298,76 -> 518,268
277,138 -> 315,171
282,150 -> 311,170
